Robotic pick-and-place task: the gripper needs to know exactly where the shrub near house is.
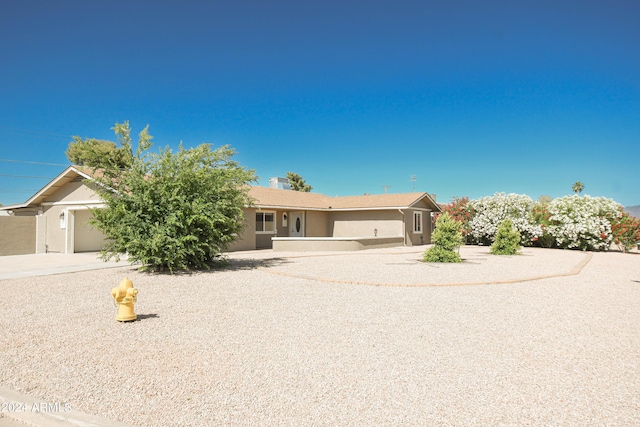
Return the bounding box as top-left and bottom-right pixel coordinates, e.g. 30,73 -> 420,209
490,219 -> 521,255
89,122 -> 256,272
423,212 -> 464,263
436,197 -> 473,240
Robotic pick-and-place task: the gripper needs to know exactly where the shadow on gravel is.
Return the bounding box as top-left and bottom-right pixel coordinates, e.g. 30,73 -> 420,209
127,257 -> 291,276
136,313 -> 160,321
226,257 -> 291,270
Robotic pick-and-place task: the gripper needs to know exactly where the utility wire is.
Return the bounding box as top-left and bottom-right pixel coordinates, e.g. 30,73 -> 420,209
0,159 -> 67,167
0,174 -> 53,179
0,125 -> 70,139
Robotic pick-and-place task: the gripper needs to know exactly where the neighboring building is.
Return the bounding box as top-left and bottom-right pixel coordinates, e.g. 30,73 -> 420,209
0,166 -> 441,254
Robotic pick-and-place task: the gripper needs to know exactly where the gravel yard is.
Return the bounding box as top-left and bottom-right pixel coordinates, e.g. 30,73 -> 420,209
1,245 -> 639,426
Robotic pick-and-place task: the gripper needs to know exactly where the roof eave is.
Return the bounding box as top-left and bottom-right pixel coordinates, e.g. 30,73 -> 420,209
13,165 -> 93,209
250,204 -> 434,212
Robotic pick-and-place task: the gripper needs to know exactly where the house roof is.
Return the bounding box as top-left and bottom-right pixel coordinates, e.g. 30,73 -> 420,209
0,166 -> 92,211
249,186 -> 440,212
1,165 -> 441,213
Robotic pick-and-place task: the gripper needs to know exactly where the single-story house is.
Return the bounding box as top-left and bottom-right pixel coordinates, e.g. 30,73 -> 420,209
235,186 -> 440,251
0,166 -> 440,254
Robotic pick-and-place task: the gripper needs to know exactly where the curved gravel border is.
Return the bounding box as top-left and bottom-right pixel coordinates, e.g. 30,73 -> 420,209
259,246 -> 594,287
1,246 -> 639,426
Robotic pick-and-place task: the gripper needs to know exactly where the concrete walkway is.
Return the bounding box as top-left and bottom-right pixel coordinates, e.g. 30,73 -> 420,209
0,252 -> 133,281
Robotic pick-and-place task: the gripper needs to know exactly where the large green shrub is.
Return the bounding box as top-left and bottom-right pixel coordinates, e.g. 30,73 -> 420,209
423,212 -> 463,263
490,219 -> 521,255
89,121 -> 256,272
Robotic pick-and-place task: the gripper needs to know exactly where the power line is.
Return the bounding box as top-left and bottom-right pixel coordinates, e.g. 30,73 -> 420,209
0,159 -> 67,167
0,125 -> 70,139
0,174 -> 54,179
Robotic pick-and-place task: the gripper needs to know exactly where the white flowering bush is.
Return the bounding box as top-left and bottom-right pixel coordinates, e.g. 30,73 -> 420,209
468,193 -> 542,245
546,195 -> 622,251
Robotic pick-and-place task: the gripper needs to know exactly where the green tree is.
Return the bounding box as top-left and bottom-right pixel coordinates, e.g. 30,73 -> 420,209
490,219 -> 521,255
423,212 -> 464,263
66,136 -> 132,169
572,181 -> 585,194
89,121 -> 256,272
286,172 -> 312,192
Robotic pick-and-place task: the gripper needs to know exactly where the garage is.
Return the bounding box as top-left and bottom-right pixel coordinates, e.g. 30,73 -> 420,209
73,209 -> 106,252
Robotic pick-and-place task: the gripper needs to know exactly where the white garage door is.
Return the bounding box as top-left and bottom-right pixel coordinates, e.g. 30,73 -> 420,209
73,209 -> 106,252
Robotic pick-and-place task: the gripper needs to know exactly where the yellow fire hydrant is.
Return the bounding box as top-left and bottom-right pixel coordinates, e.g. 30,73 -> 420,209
111,277 -> 138,322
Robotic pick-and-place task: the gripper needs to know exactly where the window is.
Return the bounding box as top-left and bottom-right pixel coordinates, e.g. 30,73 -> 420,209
256,211 -> 275,233
413,211 -> 422,234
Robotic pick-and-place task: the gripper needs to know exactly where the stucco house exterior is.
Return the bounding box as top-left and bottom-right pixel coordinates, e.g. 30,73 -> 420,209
230,186 -> 439,251
0,166 -> 440,254
0,166 -> 105,254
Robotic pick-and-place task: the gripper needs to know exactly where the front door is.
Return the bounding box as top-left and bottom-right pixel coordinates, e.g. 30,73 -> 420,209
290,212 -> 304,237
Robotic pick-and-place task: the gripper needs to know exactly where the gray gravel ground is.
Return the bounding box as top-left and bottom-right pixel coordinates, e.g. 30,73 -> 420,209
1,245 -> 639,426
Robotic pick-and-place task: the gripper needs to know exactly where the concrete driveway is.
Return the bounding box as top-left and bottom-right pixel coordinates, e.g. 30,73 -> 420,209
0,252 -> 133,281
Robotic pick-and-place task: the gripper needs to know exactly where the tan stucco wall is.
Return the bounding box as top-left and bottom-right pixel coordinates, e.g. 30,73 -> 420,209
0,216 -> 36,255
403,209 -> 433,246
411,199 -> 433,210
272,236 -> 405,251
73,209 -> 106,252
230,207 -> 291,251
11,208 -> 39,217
227,206 -> 433,252
228,208 -> 256,252
304,211 -> 329,237
36,215 -> 46,253
34,181 -> 104,254
51,179 -> 102,202
41,204 -> 67,253
329,210 -> 403,238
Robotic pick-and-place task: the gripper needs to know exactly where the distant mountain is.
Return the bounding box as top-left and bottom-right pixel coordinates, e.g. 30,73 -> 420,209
625,205 -> 640,217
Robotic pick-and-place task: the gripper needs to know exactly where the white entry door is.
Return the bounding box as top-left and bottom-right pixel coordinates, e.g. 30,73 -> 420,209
290,212 -> 304,237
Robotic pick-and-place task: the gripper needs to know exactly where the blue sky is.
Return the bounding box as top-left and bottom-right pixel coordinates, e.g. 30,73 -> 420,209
1,0 -> 639,206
